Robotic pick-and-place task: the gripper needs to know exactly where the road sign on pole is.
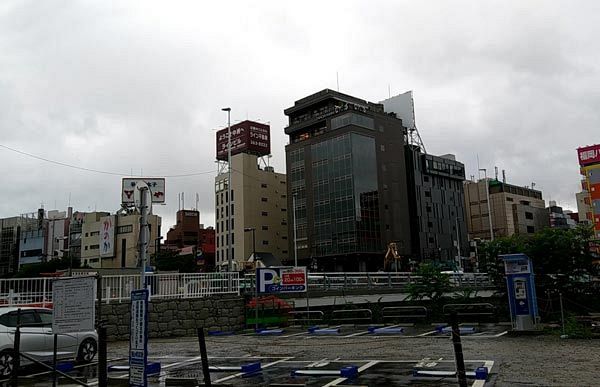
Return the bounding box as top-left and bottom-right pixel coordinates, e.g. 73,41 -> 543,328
129,289 -> 149,387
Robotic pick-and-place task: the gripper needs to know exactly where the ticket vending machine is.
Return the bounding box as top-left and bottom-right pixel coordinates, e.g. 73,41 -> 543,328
499,254 -> 539,330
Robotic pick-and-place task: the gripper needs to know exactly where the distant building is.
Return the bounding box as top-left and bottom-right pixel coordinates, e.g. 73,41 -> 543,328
577,144 -> 600,252
81,211 -> 161,269
547,201 -> 577,229
464,178 -> 548,239
214,135 -> 288,271
0,216 -> 37,274
165,209 -> 216,271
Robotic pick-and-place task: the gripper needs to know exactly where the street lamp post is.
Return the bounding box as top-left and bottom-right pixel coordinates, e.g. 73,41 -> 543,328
222,107 -> 232,272
479,168 -> 494,241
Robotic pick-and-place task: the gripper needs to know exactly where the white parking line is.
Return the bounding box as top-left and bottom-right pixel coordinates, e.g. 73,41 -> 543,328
213,356 -> 294,383
323,360 -> 380,386
281,331 -> 309,338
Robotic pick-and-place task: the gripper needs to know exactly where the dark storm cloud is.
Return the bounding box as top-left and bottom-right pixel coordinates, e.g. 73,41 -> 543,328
1,0 -> 597,230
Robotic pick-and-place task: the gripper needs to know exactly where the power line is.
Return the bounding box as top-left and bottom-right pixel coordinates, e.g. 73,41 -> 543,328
0,143 -> 215,178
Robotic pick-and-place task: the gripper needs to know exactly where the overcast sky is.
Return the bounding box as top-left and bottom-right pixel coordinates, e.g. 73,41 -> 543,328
1,1 -> 598,232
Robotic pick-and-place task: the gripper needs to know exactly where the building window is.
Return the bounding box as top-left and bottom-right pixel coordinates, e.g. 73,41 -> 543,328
424,176 -> 430,183
282,236 -> 288,240
262,240 -> 269,245
90,231 -> 99,236
380,145 -> 385,152
231,190 -> 234,202
90,244 -> 99,250
527,226 -> 535,233
427,221 -> 433,228
117,225 -> 133,234
262,225 -> 269,230
281,208 -> 287,212
426,206 -> 432,213
525,212 -> 534,220
425,191 -> 431,198
262,212 -> 268,216
261,197 -> 268,202
506,197 -> 513,202
261,183 -> 267,188
84,246 -> 88,251
231,204 -> 234,216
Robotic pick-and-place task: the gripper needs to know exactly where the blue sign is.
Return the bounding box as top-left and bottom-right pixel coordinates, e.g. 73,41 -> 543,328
256,267 -> 307,294
129,289 -> 149,387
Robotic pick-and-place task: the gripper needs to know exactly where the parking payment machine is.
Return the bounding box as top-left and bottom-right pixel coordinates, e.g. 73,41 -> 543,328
499,254 -> 539,330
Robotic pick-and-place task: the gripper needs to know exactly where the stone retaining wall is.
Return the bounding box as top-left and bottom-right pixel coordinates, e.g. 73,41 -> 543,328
100,295 -> 245,341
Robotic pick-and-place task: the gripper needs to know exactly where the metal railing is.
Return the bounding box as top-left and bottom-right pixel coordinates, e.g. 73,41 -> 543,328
0,272 -> 240,306
241,271 -> 493,293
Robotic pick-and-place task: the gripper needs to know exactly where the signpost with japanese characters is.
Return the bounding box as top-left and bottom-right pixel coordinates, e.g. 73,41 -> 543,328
216,120 -> 270,161
121,178 -> 166,205
129,289 -> 149,387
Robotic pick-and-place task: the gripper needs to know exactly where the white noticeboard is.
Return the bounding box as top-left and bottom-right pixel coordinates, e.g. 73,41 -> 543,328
52,276 -> 96,334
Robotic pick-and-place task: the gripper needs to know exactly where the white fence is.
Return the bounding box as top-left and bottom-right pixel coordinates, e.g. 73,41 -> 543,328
0,272 -> 240,306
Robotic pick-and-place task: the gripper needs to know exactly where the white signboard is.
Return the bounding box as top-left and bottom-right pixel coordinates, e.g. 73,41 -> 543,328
99,215 -> 115,258
122,178 -> 166,204
52,276 -> 96,334
129,289 -> 148,387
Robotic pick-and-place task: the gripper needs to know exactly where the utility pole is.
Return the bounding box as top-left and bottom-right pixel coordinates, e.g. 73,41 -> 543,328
139,186 -> 150,289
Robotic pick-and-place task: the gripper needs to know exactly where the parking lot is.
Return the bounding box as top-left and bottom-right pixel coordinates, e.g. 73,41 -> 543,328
5,324 -> 600,386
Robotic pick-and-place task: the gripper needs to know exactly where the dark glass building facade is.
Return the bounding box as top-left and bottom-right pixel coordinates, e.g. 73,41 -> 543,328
285,89 -> 412,271
284,89 -> 469,271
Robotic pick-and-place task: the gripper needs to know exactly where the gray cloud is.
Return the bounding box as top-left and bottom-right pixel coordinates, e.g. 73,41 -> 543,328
1,0 -> 597,232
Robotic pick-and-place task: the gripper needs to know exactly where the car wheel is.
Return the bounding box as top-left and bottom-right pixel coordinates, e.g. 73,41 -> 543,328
77,338 -> 97,363
0,349 -> 15,377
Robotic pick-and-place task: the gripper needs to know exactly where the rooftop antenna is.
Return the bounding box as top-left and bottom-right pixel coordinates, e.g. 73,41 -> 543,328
68,192 -> 71,207
388,84 -> 391,99
476,154 -> 481,179
495,166 -> 498,181
502,169 -> 506,183
196,193 -> 199,211
182,192 -> 185,210
407,91 -> 427,154
531,182 -> 536,189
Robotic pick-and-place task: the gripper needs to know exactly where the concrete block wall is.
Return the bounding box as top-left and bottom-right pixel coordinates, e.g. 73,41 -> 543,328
99,295 -> 245,341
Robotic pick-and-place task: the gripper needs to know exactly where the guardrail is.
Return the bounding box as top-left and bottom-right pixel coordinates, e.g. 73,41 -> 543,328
0,272 -> 240,306
240,272 -> 493,293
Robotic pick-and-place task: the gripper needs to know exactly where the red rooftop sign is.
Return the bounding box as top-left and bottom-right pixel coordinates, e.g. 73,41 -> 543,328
216,120 -> 270,161
578,144 -> 600,166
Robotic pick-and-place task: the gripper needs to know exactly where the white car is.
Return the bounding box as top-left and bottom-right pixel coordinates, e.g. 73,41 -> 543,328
0,307 -> 98,377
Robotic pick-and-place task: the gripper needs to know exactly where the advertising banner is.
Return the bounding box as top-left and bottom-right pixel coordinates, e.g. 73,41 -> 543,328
256,267 -> 307,294
578,144 -> 600,166
99,215 -> 115,258
216,120 -> 270,160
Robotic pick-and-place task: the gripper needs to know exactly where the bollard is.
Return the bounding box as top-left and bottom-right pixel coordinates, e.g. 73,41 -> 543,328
98,325 -> 108,387
450,311 -> 468,387
197,328 -> 212,387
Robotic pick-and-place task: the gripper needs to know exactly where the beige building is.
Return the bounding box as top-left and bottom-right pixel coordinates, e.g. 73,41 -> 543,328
81,211 -> 161,269
215,153 -> 288,270
464,179 -> 548,240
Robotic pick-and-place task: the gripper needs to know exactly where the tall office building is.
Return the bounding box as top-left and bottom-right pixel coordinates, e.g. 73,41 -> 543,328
214,120 -> 288,270
284,89 -> 468,271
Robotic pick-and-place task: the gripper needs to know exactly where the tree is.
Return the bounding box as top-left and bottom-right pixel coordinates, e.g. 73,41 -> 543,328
153,249 -> 198,273
478,224 -> 598,294
405,262 -> 452,303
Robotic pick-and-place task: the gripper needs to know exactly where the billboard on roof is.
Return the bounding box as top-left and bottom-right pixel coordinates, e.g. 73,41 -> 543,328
216,120 -> 270,161
578,144 -> 600,166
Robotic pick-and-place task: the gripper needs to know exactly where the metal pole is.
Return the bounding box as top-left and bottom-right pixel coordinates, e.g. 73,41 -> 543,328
293,193 -> 298,267
450,311 -> 468,387
481,169 -> 494,241
197,328 -> 212,387
12,309 -> 21,386
52,334 -> 58,387
139,186 -> 150,289
559,292 -> 567,338
455,218 -> 462,271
